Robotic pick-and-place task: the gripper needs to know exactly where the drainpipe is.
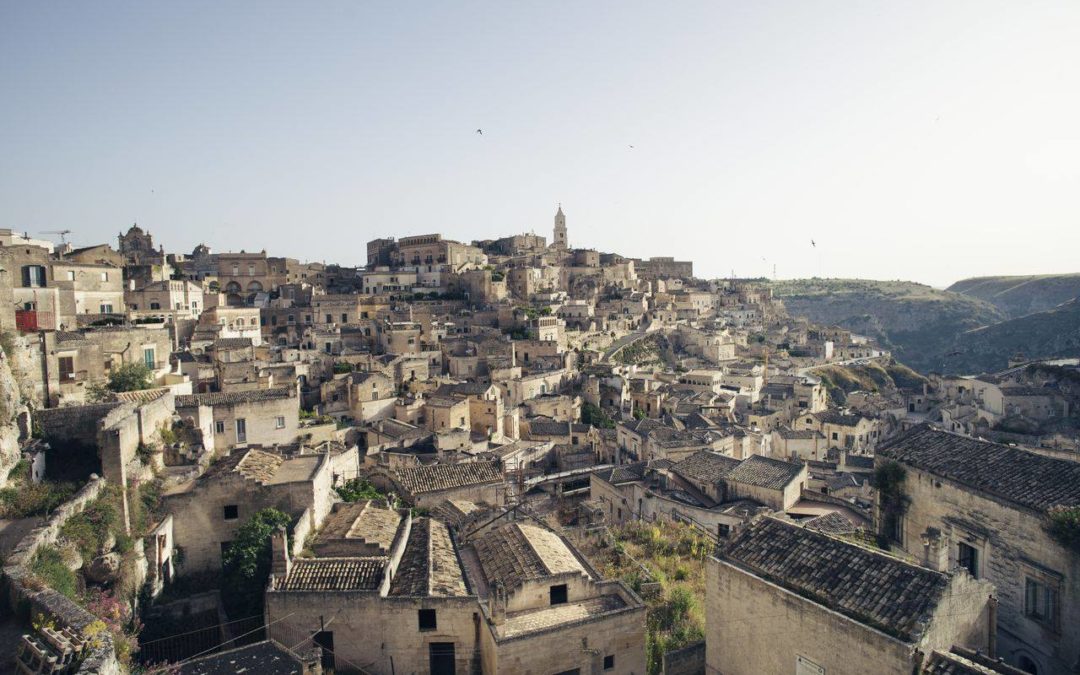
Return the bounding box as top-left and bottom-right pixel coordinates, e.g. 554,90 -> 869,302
987,594 -> 998,657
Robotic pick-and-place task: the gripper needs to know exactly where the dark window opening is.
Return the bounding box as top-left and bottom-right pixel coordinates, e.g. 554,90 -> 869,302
603,655 -> 615,670
958,542 -> 979,578
429,642 -> 455,675
223,505 -> 239,520
549,584 -> 568,605
418,608 -> 437,631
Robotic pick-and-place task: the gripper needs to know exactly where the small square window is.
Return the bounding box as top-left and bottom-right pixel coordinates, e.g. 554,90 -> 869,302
549,584 -> 568,606
215,421 -> 225,434
223,504 -> 239,520
603,655 -> 614,670
418,608 -> 437,631
275,416 -> 286,429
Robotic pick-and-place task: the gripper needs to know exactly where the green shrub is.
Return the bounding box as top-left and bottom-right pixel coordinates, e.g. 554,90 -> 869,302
221,508 -> 292,617
60,489 -> 122,562
1046,506 -> 1080,553
0,480 -> 77,518
29,546 -> 78,599
335,478 -> 386,503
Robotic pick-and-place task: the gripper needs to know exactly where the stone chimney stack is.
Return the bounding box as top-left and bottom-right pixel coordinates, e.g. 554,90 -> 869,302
271,526 -> 291,580
920,527 -> 948,572
489,583 -> 506,625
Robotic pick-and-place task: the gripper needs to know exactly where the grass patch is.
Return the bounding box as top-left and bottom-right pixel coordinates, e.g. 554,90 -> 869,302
0,480 -> 77,519
28,546 -> 78,599
59,486 -> 124,563
582,521 -> 710,674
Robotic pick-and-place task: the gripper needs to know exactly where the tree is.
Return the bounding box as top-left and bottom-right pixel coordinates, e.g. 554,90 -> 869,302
221,508 -> 292,618
107,363 -> 153,392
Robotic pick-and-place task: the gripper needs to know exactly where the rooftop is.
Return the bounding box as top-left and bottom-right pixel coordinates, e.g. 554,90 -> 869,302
496,594 -> 628,640
877,425 -> 1080,513
670,450 -> 740,485
727,455 -> 805,490
394,461 -> 503,496
277,557 -> 386,592
388,518 -> 469,597
472,522 -> 587,593
718,517 -> 949,642
175,386 -> 293,407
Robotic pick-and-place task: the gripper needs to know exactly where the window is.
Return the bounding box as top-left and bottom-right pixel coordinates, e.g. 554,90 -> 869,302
150,302 -> 161,310
143,348 -> 155,369
275,416 -> 286,429
59,356 -> 75,380
1025,578 -> 1058,629
418,608 -> 437,631
326,314 -> 333,323
21,263 -> 45,287
603,655 -> 614,670
958,542 -> 979,578
236,418 -> 247,443
549,584 -> 568,605
100,271 -> 109,282
67,270 -> 76,281
215,421 -> 225,434
223,505 -> 239,520
341,313 -> 347,323
100,303 -> 114,314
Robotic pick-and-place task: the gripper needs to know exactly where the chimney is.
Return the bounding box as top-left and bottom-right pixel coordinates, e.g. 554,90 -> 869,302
920,527 -> 948,572
489,583 -> 506,625
271,526 -> 291,580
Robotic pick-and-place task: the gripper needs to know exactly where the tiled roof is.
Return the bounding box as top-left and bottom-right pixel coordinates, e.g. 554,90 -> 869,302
720,517 -> 948,642
1000,386 -> 1057,397
877,425 -> 1080,513
175,386 -> 293,407
527,420 -> 573,437
115,387 -> 170,404
277,557 -> 386,591
232,449 -> 286,483
671,450 -> 740,485
922,648 -> 1028,675
473,522 -> 586,592
394,461 -> 503,496
727,455 -> 804,490
804,511 -> 859,536
813,410 -> 866,426
177,640 -> 306,675
594,461 -> 647,485
213,338 -> 253,350
388,518 -> 469,597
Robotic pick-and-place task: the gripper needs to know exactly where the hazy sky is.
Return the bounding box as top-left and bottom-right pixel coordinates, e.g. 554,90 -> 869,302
2,2 -> 1078,287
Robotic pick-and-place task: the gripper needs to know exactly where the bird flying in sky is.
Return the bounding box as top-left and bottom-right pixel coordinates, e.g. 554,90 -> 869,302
811,239 -> 816,247
476,129 -> 482,135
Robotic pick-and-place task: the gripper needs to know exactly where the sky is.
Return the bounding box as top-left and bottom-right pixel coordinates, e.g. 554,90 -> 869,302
1,1 -> 1078,288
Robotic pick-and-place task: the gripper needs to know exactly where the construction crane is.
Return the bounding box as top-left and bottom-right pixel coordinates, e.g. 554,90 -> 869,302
41,229 -> 72,244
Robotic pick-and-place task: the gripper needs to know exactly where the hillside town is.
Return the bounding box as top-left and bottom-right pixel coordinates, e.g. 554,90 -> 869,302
0,211 -> 1076,675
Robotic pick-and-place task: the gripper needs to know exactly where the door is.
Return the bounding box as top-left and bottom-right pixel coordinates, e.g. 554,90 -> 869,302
236,418 -> 247,443
314,631 -> 335,673
429,642 -> 455,675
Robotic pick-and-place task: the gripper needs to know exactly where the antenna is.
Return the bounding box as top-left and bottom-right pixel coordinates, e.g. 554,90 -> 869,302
41,229 -> 73,244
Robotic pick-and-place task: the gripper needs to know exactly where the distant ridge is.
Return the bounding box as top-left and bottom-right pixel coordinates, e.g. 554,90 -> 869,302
947,273 -> 1080,318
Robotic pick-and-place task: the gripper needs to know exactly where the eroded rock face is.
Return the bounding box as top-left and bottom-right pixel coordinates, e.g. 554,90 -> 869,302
86,552 -> 123,584
0,348 -> 27,488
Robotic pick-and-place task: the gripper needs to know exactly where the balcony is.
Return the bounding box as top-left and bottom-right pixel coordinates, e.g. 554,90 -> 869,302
15,310 -> 53,333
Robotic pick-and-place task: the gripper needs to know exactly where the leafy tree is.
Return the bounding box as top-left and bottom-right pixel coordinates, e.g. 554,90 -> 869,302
1046,506 -> 1080,553
582,401 -> 616,429
108,363 -> 154,392
335,478 -> 387,502
221,508 -> 292,617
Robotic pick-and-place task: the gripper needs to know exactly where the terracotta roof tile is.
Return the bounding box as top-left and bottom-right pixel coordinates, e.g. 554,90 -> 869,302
395,461 -> 502,496
278,557 -> 385,591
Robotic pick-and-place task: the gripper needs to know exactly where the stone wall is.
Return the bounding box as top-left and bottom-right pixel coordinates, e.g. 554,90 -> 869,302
663,640 -> 705,675
1,476 -> 121,674
894,463 -> 1080,674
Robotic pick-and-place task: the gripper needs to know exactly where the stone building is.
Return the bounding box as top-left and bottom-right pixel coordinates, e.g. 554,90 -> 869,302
175,387 -> 298,451
163,447 -> 336,572
464,519 -> 646,674
381,460 -> 505,509
706,517 -> 996,675
877,425 -> 1080,674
